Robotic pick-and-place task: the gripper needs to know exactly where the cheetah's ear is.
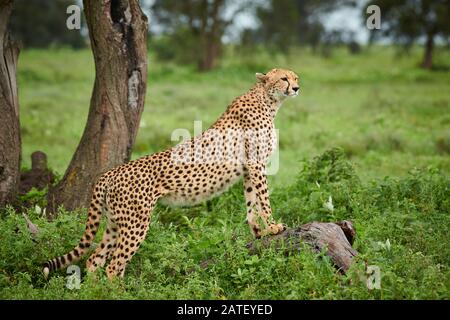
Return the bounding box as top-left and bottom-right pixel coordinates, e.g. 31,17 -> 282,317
255,73 -> 268,83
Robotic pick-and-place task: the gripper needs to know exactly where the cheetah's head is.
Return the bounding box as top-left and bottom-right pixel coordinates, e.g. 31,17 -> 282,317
255,68 -> 300,100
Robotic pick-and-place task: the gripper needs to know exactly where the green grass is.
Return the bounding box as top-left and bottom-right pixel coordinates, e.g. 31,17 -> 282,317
0,149 -> 448,299
18,45 -> 450,186
1,45 -> 449,299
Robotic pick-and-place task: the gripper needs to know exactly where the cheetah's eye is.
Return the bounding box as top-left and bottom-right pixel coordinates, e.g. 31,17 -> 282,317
281,77 -> 288,82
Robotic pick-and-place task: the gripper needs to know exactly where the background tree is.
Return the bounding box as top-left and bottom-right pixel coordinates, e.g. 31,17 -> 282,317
255,0 -> 354,52
0,0 -> 21,208
47,0 -> 148,214
9,0 -> 85,48
151,0 -> 254,71
366,0 -> 450,69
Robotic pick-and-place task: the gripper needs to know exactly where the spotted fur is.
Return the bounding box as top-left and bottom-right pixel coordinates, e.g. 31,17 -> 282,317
43,68 -> 300,279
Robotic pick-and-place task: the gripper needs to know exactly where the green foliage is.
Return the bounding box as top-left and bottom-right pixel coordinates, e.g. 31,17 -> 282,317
150,30 -> 199,64
0,149 -> 448,299
273,148 -> 361,223
10,0 -> 85,49
16,46 -> 450,186
3,46 -> 449,299
436,132 -> 450,155
367,0 -> 450,44
255,0 -> 351,51
150,0 -> 252,70
366,0 -> 450,68
18,187 -> 48,208
297,147 -> 359,184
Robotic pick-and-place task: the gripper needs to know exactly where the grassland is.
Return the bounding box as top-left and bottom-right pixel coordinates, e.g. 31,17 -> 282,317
0,46 -> 449,299
18,46 -> 450,185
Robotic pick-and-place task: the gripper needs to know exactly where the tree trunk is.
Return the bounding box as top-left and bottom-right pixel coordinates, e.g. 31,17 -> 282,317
46,0 -> 148,215
247,220 -> 358,273
0,0 -> 21,208
421,32 -> 434,69
197,0 -> 223,72
198,36 -> 219,71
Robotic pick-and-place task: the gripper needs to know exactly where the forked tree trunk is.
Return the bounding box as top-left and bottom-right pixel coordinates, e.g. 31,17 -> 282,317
0,0 -> 21,208
47,0 -> 148,215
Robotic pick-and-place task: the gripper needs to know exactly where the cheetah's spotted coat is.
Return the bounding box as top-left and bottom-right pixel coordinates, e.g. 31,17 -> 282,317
44,68 -> 300,279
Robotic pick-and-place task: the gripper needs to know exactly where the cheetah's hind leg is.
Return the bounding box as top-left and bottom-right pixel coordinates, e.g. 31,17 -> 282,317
86,217 -> 118,273
105,198 -> 158,279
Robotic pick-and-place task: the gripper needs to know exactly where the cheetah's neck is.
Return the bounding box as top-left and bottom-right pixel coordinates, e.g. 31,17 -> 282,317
210,83 -> 286,131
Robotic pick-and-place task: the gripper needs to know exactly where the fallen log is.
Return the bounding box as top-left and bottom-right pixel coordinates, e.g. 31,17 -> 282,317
247,220 -> 358,273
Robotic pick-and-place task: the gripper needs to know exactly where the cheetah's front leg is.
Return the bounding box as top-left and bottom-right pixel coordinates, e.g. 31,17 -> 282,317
244,163 -> 285,238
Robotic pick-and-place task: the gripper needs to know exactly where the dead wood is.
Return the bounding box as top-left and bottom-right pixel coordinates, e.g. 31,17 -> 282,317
247,220 -> 358,273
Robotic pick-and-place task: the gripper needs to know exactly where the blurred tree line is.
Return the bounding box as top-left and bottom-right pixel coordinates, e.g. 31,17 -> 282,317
8,0 -> 450,70
10,0 -> 85,49
367,0 -> 450,69
251,0 -> 352,51
149,0 -> 357,69
149,0 -> 256,71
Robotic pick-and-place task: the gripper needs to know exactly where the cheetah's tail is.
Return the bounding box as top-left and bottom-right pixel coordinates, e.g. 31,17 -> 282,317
42,180 -> 106,278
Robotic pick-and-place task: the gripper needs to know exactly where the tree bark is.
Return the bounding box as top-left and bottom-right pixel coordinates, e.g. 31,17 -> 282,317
46,0 -> 148,215
421,32 -> 434,69
0,0 -> 21,208
247,220 -> 358,273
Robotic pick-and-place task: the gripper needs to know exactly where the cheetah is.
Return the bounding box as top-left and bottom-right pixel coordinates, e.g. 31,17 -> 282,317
43,68 -> 300,279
